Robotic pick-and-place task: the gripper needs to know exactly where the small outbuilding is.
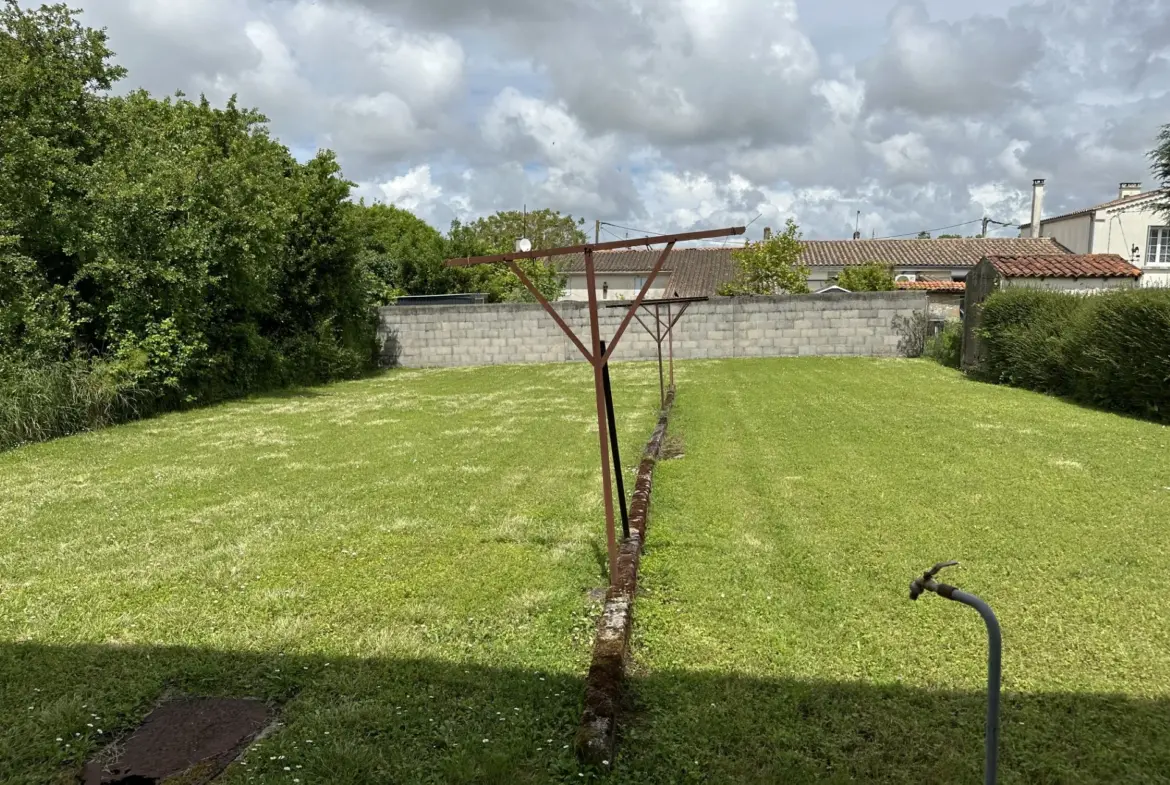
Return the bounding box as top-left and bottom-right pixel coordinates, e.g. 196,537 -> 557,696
960,253 -> 1142,370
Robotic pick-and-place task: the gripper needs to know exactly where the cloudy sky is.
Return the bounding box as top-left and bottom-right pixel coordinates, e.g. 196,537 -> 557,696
58,0 -> 1170,241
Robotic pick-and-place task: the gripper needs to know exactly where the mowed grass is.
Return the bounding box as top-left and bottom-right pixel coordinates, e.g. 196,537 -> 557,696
0,363 -> 665,785
618,358 -> 1170,784
5,357 -> 1170,784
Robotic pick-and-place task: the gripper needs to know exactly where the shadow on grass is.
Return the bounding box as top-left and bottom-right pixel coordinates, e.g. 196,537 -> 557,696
2,643 -> 1168,784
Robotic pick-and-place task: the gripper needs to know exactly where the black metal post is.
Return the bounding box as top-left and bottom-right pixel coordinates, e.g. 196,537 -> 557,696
599,340 -> 630,538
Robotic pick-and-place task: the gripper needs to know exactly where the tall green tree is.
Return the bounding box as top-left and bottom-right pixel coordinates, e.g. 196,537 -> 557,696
349,202 -> 455,299
461,208 -> 587,253
837,263 -> 896,292
719,219 -> 810,296
448,209 -> 582,302
0,0 -> 124,356
1152,124 -> 1170,220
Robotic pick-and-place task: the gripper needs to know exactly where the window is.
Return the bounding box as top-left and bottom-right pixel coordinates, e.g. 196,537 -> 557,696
1147,227 -> 1170,266
634,276 -> 646,292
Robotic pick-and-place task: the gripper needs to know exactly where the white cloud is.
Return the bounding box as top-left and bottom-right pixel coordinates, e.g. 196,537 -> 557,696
61,0 -> 1170,240
363,166 -> 443,213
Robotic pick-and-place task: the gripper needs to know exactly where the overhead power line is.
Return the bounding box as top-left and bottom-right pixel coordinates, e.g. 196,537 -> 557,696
874,219 -> 984,240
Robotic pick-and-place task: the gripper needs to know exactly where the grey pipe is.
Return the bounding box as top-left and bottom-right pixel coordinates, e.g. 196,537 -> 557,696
910,563 -> 1002,785
949,588 -> 1002,785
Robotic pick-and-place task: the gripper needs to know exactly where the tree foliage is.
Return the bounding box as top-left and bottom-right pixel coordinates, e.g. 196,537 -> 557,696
837,263 -> 897,292
1152,123 -> 1170,220
445,209 -> 582,302
350,201 -> 451,300
718,219 -> 810,296
1,2 -> 376,432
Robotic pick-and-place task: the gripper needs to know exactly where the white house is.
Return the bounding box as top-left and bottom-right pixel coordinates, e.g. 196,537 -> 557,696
1019,179 -> 1169,288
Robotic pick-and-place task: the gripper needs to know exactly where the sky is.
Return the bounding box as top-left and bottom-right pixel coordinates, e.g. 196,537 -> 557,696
51,0 -> 1170,241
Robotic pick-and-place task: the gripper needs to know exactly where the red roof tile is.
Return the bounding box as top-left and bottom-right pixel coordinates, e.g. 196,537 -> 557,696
986,254 -> 1142,278
896,280 -> 966,292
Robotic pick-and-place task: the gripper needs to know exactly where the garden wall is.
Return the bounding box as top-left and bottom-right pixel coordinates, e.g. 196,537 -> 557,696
377,292 -> 928,368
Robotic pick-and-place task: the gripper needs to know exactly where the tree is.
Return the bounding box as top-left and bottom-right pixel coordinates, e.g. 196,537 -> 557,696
837,263 -> 896,292
1,2 -> 382,442
0,0 -> 125,343
1151,124 -> 1170,219
916,231 -> 932,239
350,202 -> 453,300
462,208 -> 587,253
718,219 -> 810,296
447,209 -> 581,302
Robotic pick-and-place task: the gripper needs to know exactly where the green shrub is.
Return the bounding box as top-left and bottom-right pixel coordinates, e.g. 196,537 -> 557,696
976,289 -> 1084,393
837,263 -> 896,292
925,321 -> 962,368
975,287 -> 1170,423
0,358 -> 148,451
1064,289 -> 1170,420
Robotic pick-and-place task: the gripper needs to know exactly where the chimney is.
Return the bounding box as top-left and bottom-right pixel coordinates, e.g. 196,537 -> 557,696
1030,178 -> 1045,238
763,227 -> 772,240
1119,182 -> 1142,199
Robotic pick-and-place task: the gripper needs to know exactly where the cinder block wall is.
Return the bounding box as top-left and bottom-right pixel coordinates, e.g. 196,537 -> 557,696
377,292 -> 928,368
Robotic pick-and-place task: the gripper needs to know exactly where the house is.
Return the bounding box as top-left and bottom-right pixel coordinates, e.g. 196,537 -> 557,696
556,237 -> 1071,302
1019,179 -> 1169,288
961,253 -> 1143,370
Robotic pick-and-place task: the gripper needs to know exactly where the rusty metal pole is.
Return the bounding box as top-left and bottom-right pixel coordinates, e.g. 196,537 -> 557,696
667,301 -> 675,391
653,304 -> 665,408
584,249 -> 619,583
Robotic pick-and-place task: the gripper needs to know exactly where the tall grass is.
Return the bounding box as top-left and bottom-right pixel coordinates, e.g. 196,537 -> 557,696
0,358 -> 148,451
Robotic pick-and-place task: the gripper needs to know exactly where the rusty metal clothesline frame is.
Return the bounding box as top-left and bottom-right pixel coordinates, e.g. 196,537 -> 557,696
446,226 -> 745,584
605,296 -> 708,409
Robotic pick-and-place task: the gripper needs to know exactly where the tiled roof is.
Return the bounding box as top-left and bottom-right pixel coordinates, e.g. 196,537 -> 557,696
799,237 -> 1069,267
558,247 -> 733,274
562,237 -> 1069,274
986,254 -> 1142,278
897,280 -> 966,292
558,247 -> 739,298
668,254 -> 738,297
1020,188 -> 1168,229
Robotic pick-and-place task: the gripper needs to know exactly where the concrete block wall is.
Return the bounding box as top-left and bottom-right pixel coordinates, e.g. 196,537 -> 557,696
377,292 -> 928,368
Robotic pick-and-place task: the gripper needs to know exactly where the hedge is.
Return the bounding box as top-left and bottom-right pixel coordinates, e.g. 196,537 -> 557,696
976,287 -> 1170,422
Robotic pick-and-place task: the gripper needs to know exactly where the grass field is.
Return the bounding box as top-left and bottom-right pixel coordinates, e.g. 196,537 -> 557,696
2,358 -> 1169,783
0,363 -> 663,784
622,358 -> 1170,783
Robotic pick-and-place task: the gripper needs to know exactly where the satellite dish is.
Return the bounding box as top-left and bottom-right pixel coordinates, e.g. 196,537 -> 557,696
515,238 -> 533,253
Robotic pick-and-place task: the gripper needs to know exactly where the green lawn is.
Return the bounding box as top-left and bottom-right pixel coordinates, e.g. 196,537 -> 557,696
0,363 -> 662,784
621,358 -> 1170,783
3,358 -> 1169,784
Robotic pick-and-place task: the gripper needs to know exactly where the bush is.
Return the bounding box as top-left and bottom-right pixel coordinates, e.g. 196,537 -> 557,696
976,287 -> 1170,422
925,321 -> 962,368
976,289 -> 1084,393
1064,290 -> 1170,420
837,263 -> 896,292
0,358 -> 148,451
